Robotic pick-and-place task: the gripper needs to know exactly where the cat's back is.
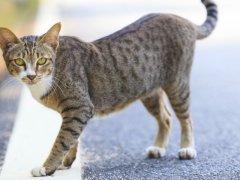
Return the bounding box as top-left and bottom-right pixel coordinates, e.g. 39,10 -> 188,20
95,13 -> 196,44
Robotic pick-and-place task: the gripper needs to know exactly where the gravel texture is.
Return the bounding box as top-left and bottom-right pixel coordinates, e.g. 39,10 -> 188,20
0,75 -> 21,172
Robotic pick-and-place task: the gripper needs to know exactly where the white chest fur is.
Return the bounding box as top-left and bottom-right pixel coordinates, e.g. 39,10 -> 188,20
27,76 -> 53,102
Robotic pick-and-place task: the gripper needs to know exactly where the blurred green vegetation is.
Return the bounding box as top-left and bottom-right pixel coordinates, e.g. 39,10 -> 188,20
0,0 -> 39,28
0,0 -> 39,77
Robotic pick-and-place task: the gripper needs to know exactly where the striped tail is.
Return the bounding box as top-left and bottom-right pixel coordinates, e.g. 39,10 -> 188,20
197,0 -> 218,40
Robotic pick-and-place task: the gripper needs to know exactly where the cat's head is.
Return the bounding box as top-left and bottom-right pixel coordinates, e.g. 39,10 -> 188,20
0,23 -> 61,85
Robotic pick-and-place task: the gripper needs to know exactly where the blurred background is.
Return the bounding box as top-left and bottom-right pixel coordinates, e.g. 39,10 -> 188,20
1,0 -> 240,179
0,0 -> 38,79
0,0 -> 39,171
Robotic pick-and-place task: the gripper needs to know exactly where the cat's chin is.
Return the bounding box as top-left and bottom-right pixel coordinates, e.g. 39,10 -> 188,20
24,81 -> 39,85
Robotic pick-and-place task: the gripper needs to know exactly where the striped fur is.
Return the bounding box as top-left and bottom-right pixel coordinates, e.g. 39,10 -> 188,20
0,0 -> 218,176
197,0 -> 218,39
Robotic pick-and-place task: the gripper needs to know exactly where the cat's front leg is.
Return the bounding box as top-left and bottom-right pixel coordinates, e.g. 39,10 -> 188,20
31,102 -> 94,177
58,142 -> 78,170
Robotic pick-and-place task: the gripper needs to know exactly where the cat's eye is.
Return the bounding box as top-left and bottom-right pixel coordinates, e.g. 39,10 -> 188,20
37,58 -> 47,65
14,58 -> 25,66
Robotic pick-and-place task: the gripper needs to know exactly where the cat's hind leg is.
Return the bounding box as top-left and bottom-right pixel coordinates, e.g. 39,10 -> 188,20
141,88 -> 172,158
165,81 -> 196,159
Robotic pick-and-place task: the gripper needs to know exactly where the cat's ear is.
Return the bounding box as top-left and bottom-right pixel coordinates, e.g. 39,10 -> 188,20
38,22 -> 61,50
0,27 -> 22,52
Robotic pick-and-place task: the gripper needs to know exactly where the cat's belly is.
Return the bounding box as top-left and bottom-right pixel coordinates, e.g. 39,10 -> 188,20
94,86 -> 157,116
95,98 -> 136,116
92,76 -> 162,116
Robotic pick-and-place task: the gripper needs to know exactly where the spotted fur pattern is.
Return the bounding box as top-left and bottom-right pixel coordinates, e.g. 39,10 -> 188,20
0,0 -> 217,176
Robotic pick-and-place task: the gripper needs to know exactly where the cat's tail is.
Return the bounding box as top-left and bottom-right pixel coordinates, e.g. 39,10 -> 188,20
196,0 -> 218,40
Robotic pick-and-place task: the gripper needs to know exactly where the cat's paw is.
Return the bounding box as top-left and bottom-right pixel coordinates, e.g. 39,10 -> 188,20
178,147 -> 197,160
31,166 -> 56,177
146,146 -> 166,158
31,167 -> 46,177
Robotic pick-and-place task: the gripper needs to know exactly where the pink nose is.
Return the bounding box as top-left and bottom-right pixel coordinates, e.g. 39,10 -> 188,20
27,75 -> 36,80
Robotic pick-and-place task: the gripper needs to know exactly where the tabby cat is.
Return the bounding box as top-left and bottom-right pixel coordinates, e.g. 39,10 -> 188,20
0,0 -> 217,177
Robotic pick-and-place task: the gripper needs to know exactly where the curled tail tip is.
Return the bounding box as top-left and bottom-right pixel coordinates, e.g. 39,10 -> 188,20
201,0 -> 216,6
197,0 -> 218,39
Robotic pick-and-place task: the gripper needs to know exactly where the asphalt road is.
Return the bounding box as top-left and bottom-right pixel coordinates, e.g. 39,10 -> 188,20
79,44 -> 240,180
0,76 -> 21,172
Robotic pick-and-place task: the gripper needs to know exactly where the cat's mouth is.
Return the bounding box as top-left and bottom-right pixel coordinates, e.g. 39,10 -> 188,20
21,79 -> 40,85
20,75 -> 42,85
25,81 -> 37,85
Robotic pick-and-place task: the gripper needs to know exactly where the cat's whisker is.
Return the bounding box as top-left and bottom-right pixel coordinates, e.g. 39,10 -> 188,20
52,77 -> 67,88
45,84 -> 50,105
0,77 -> 16,90
51,82 -> 64,105
42,80 -> 51,105
1,82 -> 22,113
51,83 -> 58,100
0,80 -> 21,111
46,79 -> 58,105
52,80 -> 64,96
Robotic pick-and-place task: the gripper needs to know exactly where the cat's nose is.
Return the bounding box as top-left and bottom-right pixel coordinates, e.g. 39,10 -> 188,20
27,75 -> 36,80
